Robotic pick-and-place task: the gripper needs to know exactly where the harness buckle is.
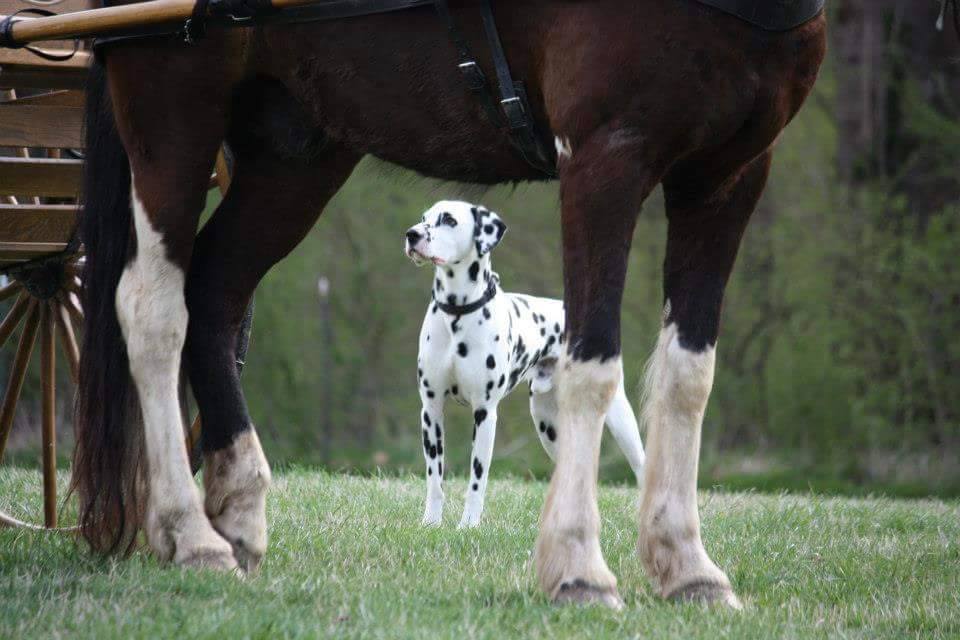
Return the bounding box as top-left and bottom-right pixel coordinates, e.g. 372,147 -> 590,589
500,96 -> 526,130
458,61 -> 487,91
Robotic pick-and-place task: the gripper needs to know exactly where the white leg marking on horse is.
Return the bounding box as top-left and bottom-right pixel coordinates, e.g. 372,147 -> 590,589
116,177 -> 234,570
554,136 -> 573,160
638,320 -> 740,607
535,354 -> 623,608
205,428 -> 272,573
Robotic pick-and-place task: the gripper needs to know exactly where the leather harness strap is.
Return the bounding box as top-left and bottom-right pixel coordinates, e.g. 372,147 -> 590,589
477,0 -> 556,177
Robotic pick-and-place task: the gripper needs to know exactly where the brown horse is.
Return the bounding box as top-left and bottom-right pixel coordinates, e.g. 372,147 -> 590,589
73,0 -> 826,607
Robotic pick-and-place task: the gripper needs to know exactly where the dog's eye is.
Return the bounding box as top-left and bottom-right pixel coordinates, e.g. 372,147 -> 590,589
438,212 -> 458,227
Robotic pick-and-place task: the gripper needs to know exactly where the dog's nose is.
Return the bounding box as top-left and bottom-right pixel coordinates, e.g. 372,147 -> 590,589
405,229 -> 422,245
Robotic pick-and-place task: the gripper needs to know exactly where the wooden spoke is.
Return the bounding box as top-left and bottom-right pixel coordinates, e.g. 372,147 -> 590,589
57,289 -> 83,328
0,301 -> 40,461
40,304 -> 57,528
0,290 -> 31,349
0,280 -> 22,303
52,301 -> 80,383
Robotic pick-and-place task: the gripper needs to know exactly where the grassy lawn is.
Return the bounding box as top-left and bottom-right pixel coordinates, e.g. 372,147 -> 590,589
1,468 -> 958,639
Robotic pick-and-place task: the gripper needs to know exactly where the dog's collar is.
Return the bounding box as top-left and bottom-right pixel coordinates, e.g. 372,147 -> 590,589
434,279 -> 498,316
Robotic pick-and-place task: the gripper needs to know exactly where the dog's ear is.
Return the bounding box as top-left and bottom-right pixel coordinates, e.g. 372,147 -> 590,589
472,206 -> 507,257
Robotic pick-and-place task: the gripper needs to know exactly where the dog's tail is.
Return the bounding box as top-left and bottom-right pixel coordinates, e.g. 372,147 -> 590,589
71,57 -> 144,555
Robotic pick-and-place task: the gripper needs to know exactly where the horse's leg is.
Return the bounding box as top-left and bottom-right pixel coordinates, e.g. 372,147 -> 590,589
535,128 -> 659,607
111,93 -> 235,568
603,379 -> 646,484
638,151 -> 773,607
185,144 -> 360,571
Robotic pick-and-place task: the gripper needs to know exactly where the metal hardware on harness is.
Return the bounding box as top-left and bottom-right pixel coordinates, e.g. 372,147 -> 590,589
435,0 -> 556,178
458,61 -> 487,91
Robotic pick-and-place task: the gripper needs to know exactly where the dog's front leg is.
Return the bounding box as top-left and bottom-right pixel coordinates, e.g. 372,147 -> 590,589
419,386 -> 446,526
459,404 -> 498,528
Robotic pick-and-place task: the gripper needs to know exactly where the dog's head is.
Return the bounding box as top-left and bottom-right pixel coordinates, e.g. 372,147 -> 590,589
405,201 -> 507,267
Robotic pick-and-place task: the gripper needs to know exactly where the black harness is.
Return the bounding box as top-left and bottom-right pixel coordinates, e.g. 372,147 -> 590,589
434,278 -> 498,316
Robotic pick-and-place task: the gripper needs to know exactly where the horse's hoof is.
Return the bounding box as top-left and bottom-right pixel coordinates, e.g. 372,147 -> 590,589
554,580 -> 625,610
667,580 -> 742,609
229,540 -> 263,574
178,547 -> 239,572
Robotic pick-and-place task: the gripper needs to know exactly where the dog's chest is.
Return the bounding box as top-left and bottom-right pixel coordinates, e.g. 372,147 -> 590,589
441,293 -> 565,404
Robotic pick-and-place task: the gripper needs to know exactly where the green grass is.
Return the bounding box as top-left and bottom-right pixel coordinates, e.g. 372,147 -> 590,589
2,468 -> 958,639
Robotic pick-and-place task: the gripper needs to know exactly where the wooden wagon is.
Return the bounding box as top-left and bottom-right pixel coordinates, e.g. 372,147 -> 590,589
0,0 -> 233,529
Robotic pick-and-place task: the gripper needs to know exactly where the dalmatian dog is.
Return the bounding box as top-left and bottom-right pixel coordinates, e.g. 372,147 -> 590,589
404,200 -> 646,528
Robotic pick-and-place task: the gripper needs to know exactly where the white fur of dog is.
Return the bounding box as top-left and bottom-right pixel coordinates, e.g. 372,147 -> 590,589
405,200 -> 646,528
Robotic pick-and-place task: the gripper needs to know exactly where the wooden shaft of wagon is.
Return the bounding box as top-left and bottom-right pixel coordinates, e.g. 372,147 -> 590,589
1,0 -> 322,45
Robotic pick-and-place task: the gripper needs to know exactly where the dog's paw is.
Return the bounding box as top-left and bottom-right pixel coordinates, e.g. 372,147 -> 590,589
422,501 -> 443,526
457,509 -> 482,529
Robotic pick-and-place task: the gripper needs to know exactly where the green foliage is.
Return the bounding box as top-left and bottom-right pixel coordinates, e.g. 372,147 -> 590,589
2,470 -> 959,639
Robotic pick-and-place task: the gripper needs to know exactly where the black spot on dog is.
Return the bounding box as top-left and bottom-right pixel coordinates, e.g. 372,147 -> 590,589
418,368 -> 423,379
423,378 -> 429,388
484,224 -> 494,234
428,467 -> 433,476
474,408 -> 487,424
486,355 -> 496,369
554,323 -> 561,334
458,343 -> 468,357
423,411 -> 431,426
452,385 -> 459,396
472,483 -> 479,491
429,445 -> 438,459
473,457 -> 484,479
432,304 -> 438,314
468,261 -> 480,281
423,429 -> 430,452
498,374 -> 505,388
539,421 -> 547,433
435,424 -> 442,440
427,390 -> 435,399
438,462 -> 443,477
446,269 -> 454,278
546,335 -> 556,348
435,278 -> 443,292
540,328 -> 546,336
447,294 -> 457,306
494,334 -> 500,342
512,301 -> 521,316
482,307 -> 491,320
545,426 -> 557,442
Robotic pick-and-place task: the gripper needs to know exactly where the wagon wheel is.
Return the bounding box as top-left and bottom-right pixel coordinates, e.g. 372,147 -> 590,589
0,148 -> 237,530
0,252 -> 83,531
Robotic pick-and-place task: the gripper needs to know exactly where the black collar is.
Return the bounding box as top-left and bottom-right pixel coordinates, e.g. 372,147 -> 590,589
434,280 -> 498,316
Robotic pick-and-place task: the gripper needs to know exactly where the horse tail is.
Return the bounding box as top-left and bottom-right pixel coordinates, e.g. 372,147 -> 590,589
72,57 -> 143,554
